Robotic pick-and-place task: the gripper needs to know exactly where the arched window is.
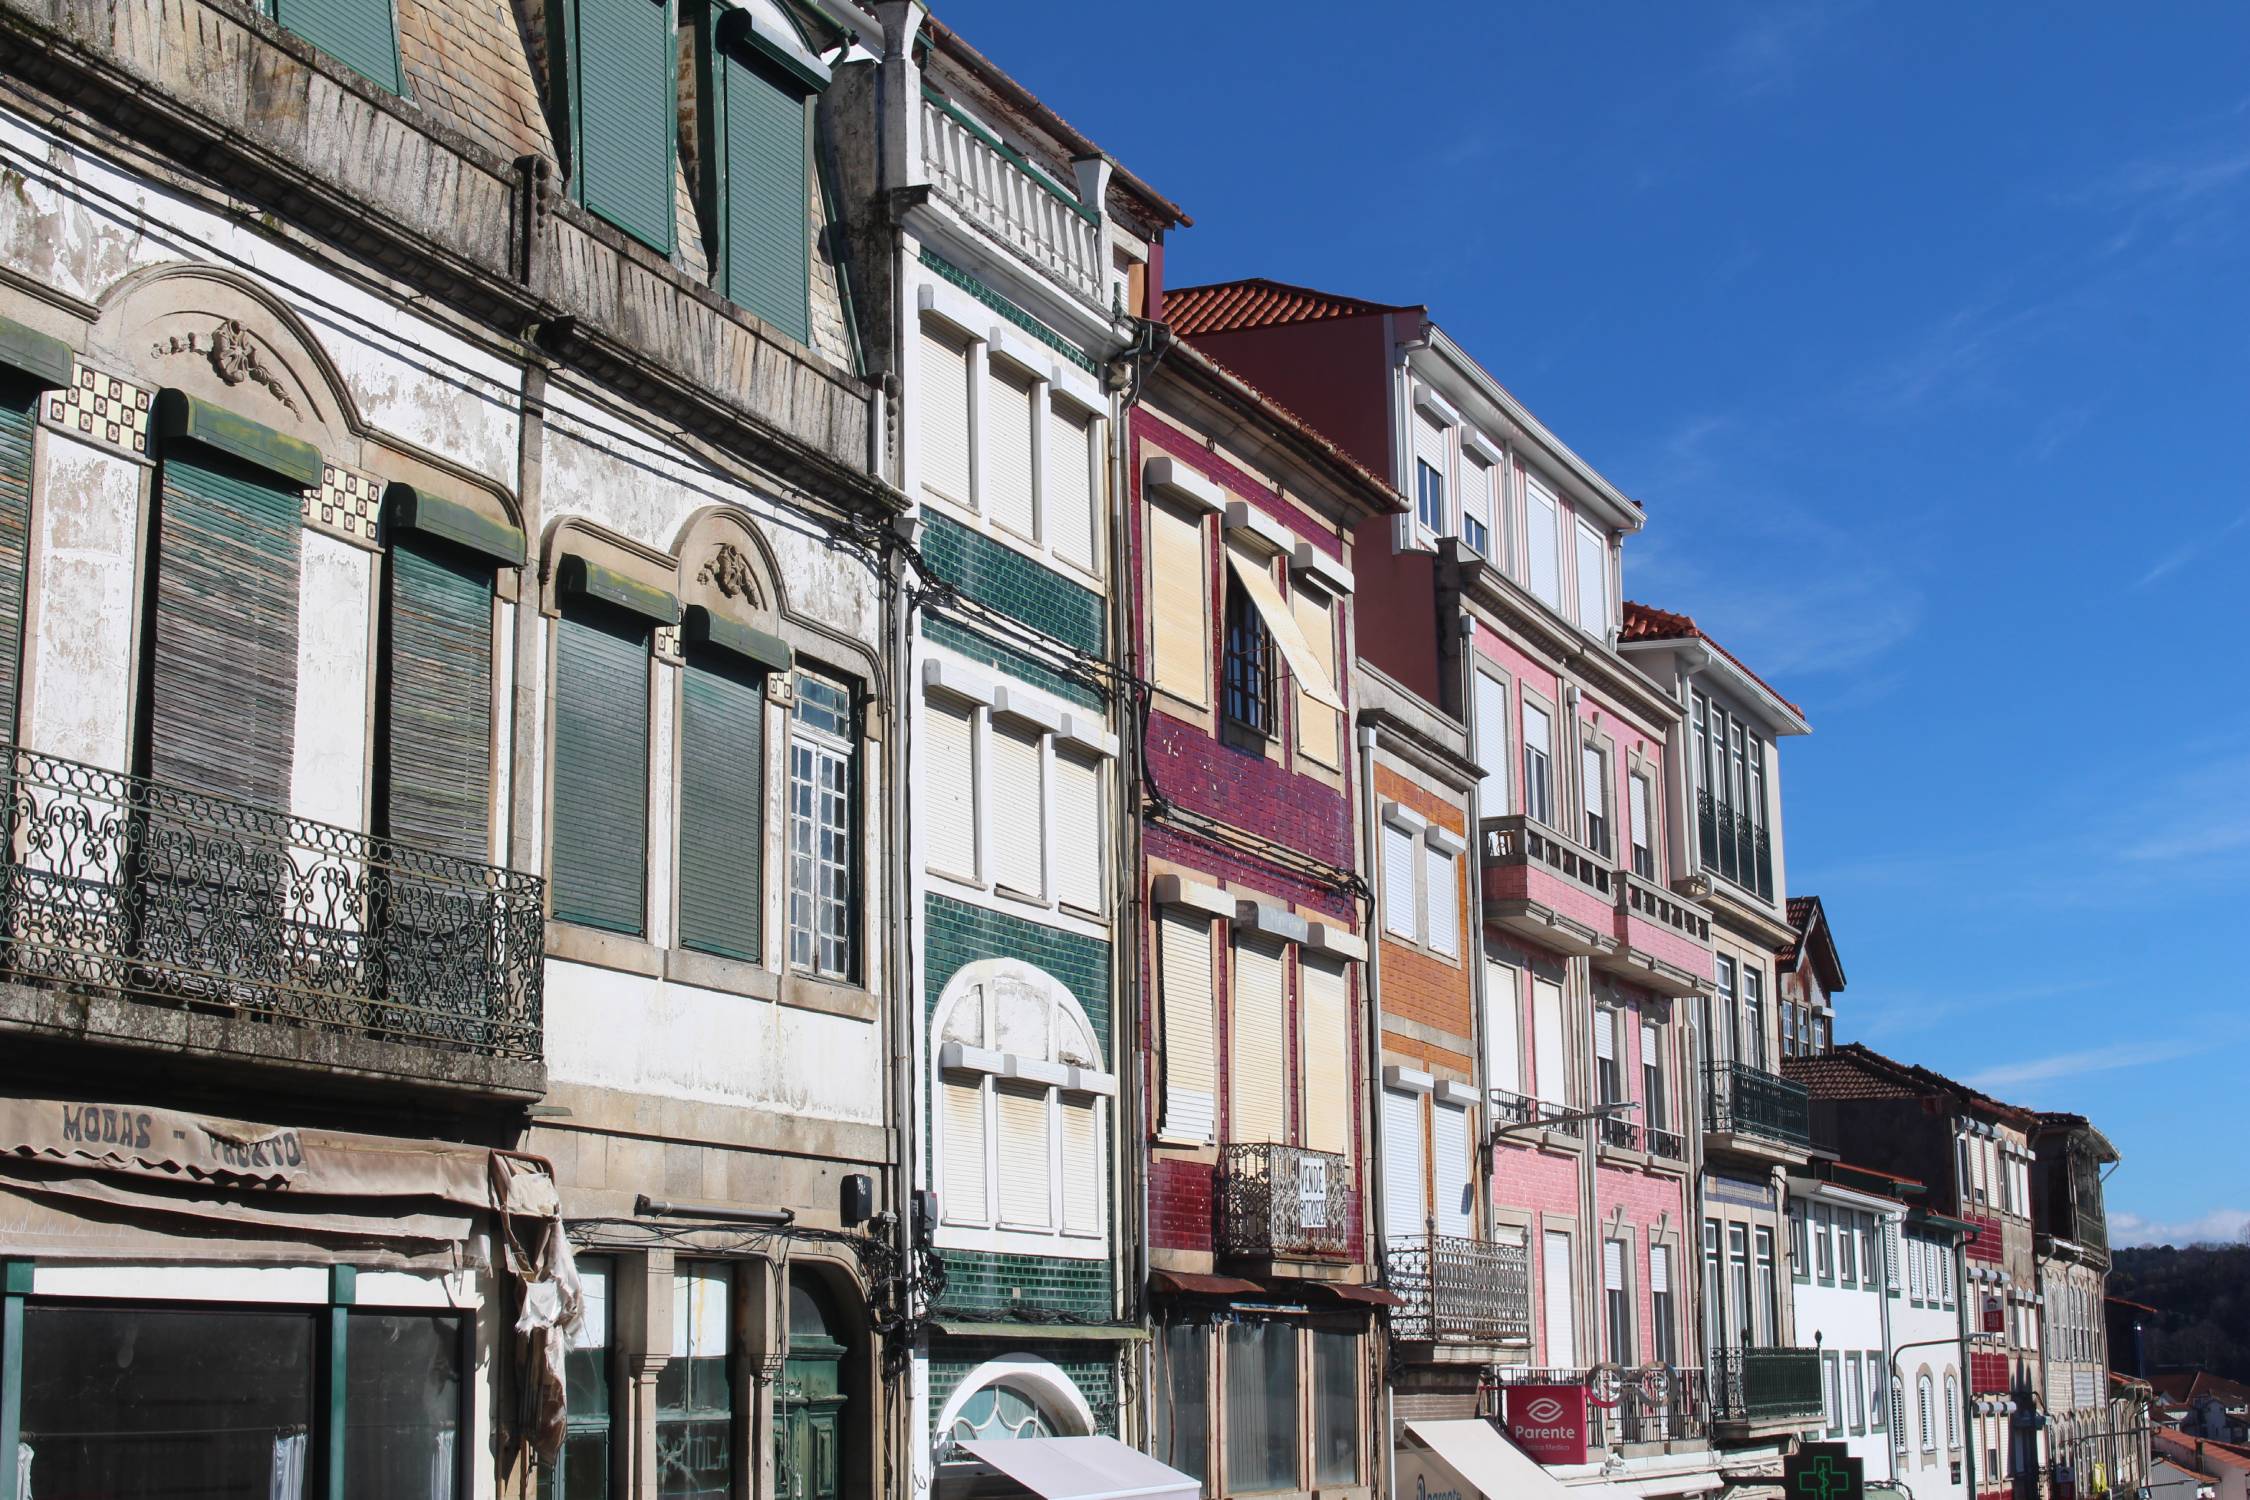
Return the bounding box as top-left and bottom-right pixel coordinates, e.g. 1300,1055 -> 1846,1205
936,1359 -> 1095,1450
1945,1372 -> 1961,1449
933,964 -> 1113,1242
948,1385 -> 1060,1442
1891,1375 -> 1907,1454
1919,1373 -> 1936,1453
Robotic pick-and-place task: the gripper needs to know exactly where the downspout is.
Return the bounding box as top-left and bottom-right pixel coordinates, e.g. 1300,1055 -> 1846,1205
1111,355 -> 1150,1448
1357,719 -> 1397,1500
1458,613 -> 1493,1252
1880,1211 -> 1900,1487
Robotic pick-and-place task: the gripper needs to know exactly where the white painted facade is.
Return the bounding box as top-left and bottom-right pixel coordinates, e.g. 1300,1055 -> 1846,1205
1790,1181 -> 1904,1483
1893,1220 -> 1972,1500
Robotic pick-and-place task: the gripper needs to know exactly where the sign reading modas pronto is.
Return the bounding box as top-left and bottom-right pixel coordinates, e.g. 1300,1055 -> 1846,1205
1504,1383 -> 1589,1465
1785,1442 -> 1865,1500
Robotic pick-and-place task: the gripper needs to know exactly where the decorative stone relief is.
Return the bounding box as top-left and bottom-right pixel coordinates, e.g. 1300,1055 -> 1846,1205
154,318 -> 299,415
42,361 -> 153,457
654,625 -> 683,663
302,464 -> 383,550
698,541 -> 757,602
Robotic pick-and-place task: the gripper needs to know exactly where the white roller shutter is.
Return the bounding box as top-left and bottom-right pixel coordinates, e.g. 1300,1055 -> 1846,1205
923,693 -> 978,879
1582,744 -> 1605,823
1629,775 -> 1651,864
940,1073 -> 989,1225
1231,936 -> 1287,1144
1424,844 -> 1459,956
1381,822 -> 1418,940
1532,978 -> 1568,1108
1604,1237 -> 1625,1293
1157,909 -> 1216,1144
988,721 -> 1045,898
1575,519 -> 1608,633
1543,1229 -> 1577,1365
1060,1097 -> 1102,1234
918,321 -> 972,505
1484,957 -> 1521,1095
1459,454 -> 1493,552
1526,479 -> 1561,608
1433,1100 -> 1472,1237
1301,956 -> 1351,1156
1148,500 -> 1209,706
1292,583 -> 1341,767
1594,1007 -> 1616,1064
995,1081 -> 1052,1228
1474,672 -> 1509,818
1051,747 -> 1104,913
1651,1243 -> 1671,1294
1046,400 -> 1098,574
985,359 -> 1038,538
1412,410 -> 1450,533
1381,1087 -> 1424,1240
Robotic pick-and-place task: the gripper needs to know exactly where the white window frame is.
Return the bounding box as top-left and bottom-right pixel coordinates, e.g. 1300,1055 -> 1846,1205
789,666 -> 857,981
1574,517 -> 1609,637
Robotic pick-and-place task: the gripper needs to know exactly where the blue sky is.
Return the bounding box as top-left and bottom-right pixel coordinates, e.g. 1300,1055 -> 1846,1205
941,0 -> 2250,1242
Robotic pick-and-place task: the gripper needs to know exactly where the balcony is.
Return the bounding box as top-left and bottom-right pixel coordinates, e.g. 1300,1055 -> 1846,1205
1218,1143 -> 1353,1263
1386,1233 -> 1531,1347
1709,1346 -> 1824,1426
1646,1124 -> 1689,1163
1703,1060 -> 1812,1154
920,90 -> 1105,308
1490,1089 -> 1579,1141
1598,870 -> 1713,998
0,745 -> 544,1095
1480,815 -> 1619,959
1489,1366 -> 1708,1446
1697,790 -> 1774,901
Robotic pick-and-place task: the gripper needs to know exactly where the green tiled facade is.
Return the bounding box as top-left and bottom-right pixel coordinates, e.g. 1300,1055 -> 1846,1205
923,893 -> 1112,1055
935,1248 -> 1114,1321
921,512 -> 1104,656
921,615 -> 1104,711
929,1347 -> 1120,1436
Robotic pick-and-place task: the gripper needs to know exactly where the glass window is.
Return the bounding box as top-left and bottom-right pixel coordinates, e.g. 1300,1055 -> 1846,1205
1521,703 -> 1554,827
1311,1330 -> 1359,1486
1640,1019 -> 1666,1134
548,1257 -> 613,1499
1650,1245 -> 1677,1366
1847,1354 -> 1866,1434
788,668 -> 856,980
1702,1218 -> 1725,1354
349,1313 -> 465,1500
1580,743 -> 1608,856
1754,1227 -> 1778,1344
1224,1320 -> 1299,1493
1574,519 -> 1607,635
1838,1209 -> 1858,1285
1728,1224 -> 1752,1347
949,1383 -> 1058,1440
1416,457 -> 1445,535
1154,1321 -> 1210,1487
1742,968 -> 1766,1069
1459,455 -> 1491,555
657,1264 -> 733,1500
1604,1237 -> 1633,1365
1222,566 -> 1275,736
1788,1202 -> 1809,1279
1813,1204 -> 1834,1281
1628,773 -> 1654,878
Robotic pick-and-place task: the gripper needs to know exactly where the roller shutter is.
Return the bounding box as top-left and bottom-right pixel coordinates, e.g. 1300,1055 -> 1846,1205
984,359 -> 1037,539
1423,844 -> 1458,956
1473,672 -> 1509,818
1147,499 -> 1207,705
1046,401 -> 1098,574
1051,746 -> 1103,912
719,48 -> 811,343
995,1080 -> 1052,1228
1060,1097 -> 1101,1234
1292,584 -> 1339,766
1532,978 -> 1567,1108
1433,1100 -> 1471,1237
383,535 -> 494,860
1543,1229 -> 1576,1365
1157,908 -> 1216,1144
677,652 -> 766,961
0,394 -> 34,741
572,0 -> 676,251
918,321 -> 973,505
1526,478 -> 1560,608
987,721 -> 1044,898
1381,1087 -> 1423,1240
274,0 -> 403,91
1301,956 -> 1350,1157
550,608 -> 651,934
1484,957 -> 1521,1096
922,692 -> 978,880
1381,822 -> 1417,940
1230,936 -> 1287,1145
940,1073 -> 988,1225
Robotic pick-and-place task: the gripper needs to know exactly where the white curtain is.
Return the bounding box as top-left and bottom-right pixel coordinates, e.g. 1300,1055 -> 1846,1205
17,1441 -> 32,1500
428,1427 -> 457,1500
268,1429 -> 307,1500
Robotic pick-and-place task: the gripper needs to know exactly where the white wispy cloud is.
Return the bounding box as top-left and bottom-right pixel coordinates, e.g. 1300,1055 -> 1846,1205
1855,978 -> 2105,1041
2110,1207 -> 2250,1248
1710,3 -> 1850,98
2120,751 -> 2250,862
2134,507 -> 2250,589
1965,1039 -> 2197,1093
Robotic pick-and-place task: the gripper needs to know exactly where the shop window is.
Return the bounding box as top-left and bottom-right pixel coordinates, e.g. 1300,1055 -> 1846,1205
1153,1320 -> 1211,1485
1311,1329 -> 1359,1485
657,1263 -> 733,1499
546,1256 -> 613,1498
1224,1319 -> 1299,1493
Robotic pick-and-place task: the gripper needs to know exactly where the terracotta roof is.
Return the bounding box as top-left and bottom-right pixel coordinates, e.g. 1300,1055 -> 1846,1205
1165,278 -> 1417,337
2156,1430 -> 2250,1474
1777,893 -> 1847,992
1783,1042 -> 2037,1127
1620,601 -> 1808,723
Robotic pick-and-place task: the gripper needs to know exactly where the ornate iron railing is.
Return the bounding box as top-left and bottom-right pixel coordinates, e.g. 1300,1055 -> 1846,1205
1709,1346 -> 1824,1422
1599,1114 -> 1643,1151
1601,1367 -> 1709,1443
1386,1233 -> 1531,1344
1703,1060 -> 1811,1147
1646,1125 -> 1688,1162
1697,790 -> 1774,900
1489,1089 -> 1538,1128
1218,1142 -> 1352,1261
0,744 -> 543,1058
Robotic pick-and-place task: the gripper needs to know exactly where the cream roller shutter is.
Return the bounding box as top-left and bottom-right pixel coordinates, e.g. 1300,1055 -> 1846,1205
1474,672 -> 1510,818
989,721 -> 1045,898
1291,583 -> 1341,767
940,1074 -> 989,1225
1381,822 -> 1418,940
1158,908 -> 1217,1144
1543,1228 -> 1577,1365
1412,410 -> 1450,532
1148,499 -> 1209,706
1223,545 -> 1344,711
985,358 -> 1038,538
1052,747 -> 1104,913
1230,935 -> 1288,1145
1651,1243 -> 1671,1294
1484,956 -> 1521,1096
1575,519 -> 1608,633
1594,1008 -> 1616,1063
1526,479 -> 1561,608
923,693 -> 978,880
1061,1097 -> 1102,1234
1047,400 -> 1099,575
1424,844 -> 1459,956
1381,1087 -> 1424,1240
1433,1100 -> 1472,1237
995,1080 -> 1052,1228
1533,977 -> 1568,1108
918,320 -> 972,506
1301,956 -> 1351,1156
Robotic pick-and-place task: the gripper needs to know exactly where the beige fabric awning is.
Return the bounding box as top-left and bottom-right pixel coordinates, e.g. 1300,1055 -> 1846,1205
1224,546 -> 1345,711
1402,1420 -> 1581,1500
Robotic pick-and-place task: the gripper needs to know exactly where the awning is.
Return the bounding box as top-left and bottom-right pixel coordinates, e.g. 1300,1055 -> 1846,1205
950,1436 -> 1198,1500
1402,1420 -> 1579,1500
1224,546 -> 1344,711
1150,1269 -> 1261,1298
1303,1280 -> 1403,1308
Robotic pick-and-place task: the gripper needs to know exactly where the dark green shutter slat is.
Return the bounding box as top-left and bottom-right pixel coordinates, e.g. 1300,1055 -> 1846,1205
722,51 -> 810,342
551,609 -> 649,934
575,0 -> 676,251
0,396 -> 34,743
677,654 -> 764,961
385,536 -> 493,861
147,452 -> 301,809
274,0 -> 404,92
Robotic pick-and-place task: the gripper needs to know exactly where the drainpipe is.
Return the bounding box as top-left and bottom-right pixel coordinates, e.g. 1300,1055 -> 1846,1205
1357,719 -> 1397,1500
1110,357 -> 1151,1449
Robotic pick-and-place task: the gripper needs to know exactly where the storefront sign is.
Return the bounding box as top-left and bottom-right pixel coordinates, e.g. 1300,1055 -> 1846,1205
1785,1442 -> 1864,1500
1504,1383 -> 1588,1465
1983,1293 -> 2006,1333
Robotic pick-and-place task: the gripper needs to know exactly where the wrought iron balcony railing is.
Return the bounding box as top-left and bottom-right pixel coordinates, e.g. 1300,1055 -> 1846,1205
1696,789 -> 1774,901
1709,1346 -> 1824,1423
1218,1142 -> 1352,1261
1646,1125 -> 1688,1163
1386,1233 -> 1531,1345
0,744 -> 543,1059
1703,1060 -> 1812,1148
1599,1114 -> 1643,1152
1487,1366 -> 1709,1445
1489,1089 -> 1578,1139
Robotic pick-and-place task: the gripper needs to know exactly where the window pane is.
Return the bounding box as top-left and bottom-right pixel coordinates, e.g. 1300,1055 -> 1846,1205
21,1305 -> 315,1499
1154,1322 -> 1211,1486
1223,1321 -> 1300,1493
547,1256 -> 613,1499
1312,1330 -> 1359,1485
658,1265 -> 733,1500
348,1313 -> 465,1500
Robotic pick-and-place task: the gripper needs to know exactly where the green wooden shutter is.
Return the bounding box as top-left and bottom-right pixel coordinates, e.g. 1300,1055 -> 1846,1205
720,49 -> 810,342
574,0 -> 676,252
383,535 -> 493,861
676,651 -> 764,961
551,607 -> 650,934
273,0 -> 405,93
146,451 -> 302,809
0,393 -> 35,743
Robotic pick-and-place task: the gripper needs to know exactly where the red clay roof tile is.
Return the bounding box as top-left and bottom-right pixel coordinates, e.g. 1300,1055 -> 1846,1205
1165,278 -> 1417,337
1621,600 -> 1808,722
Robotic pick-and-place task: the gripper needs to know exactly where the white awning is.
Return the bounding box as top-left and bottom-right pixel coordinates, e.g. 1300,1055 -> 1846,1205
950,1436 -> 1199,1500
1402,1420 -> 1580,1500
1223,546 -> 1345,711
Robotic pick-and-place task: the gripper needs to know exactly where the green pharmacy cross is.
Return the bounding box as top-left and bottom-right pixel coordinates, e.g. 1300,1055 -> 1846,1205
1785,1443 -> 1864,1500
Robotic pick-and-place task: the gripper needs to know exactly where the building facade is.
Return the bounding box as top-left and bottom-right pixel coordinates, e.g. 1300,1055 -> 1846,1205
2034,1114 -> 2142,1500
1893,1207 -> 1975,1500
1786,1172 -> 1904,1484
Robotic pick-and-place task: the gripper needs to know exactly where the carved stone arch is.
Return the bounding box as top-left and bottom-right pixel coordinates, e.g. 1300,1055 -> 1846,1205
89,263 -> 363,464
931,957 -> 1104,1073
674,505 -> 786,628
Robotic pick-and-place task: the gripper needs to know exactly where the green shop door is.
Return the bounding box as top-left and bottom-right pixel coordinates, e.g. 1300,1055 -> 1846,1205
777,1273 -> 848,1500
